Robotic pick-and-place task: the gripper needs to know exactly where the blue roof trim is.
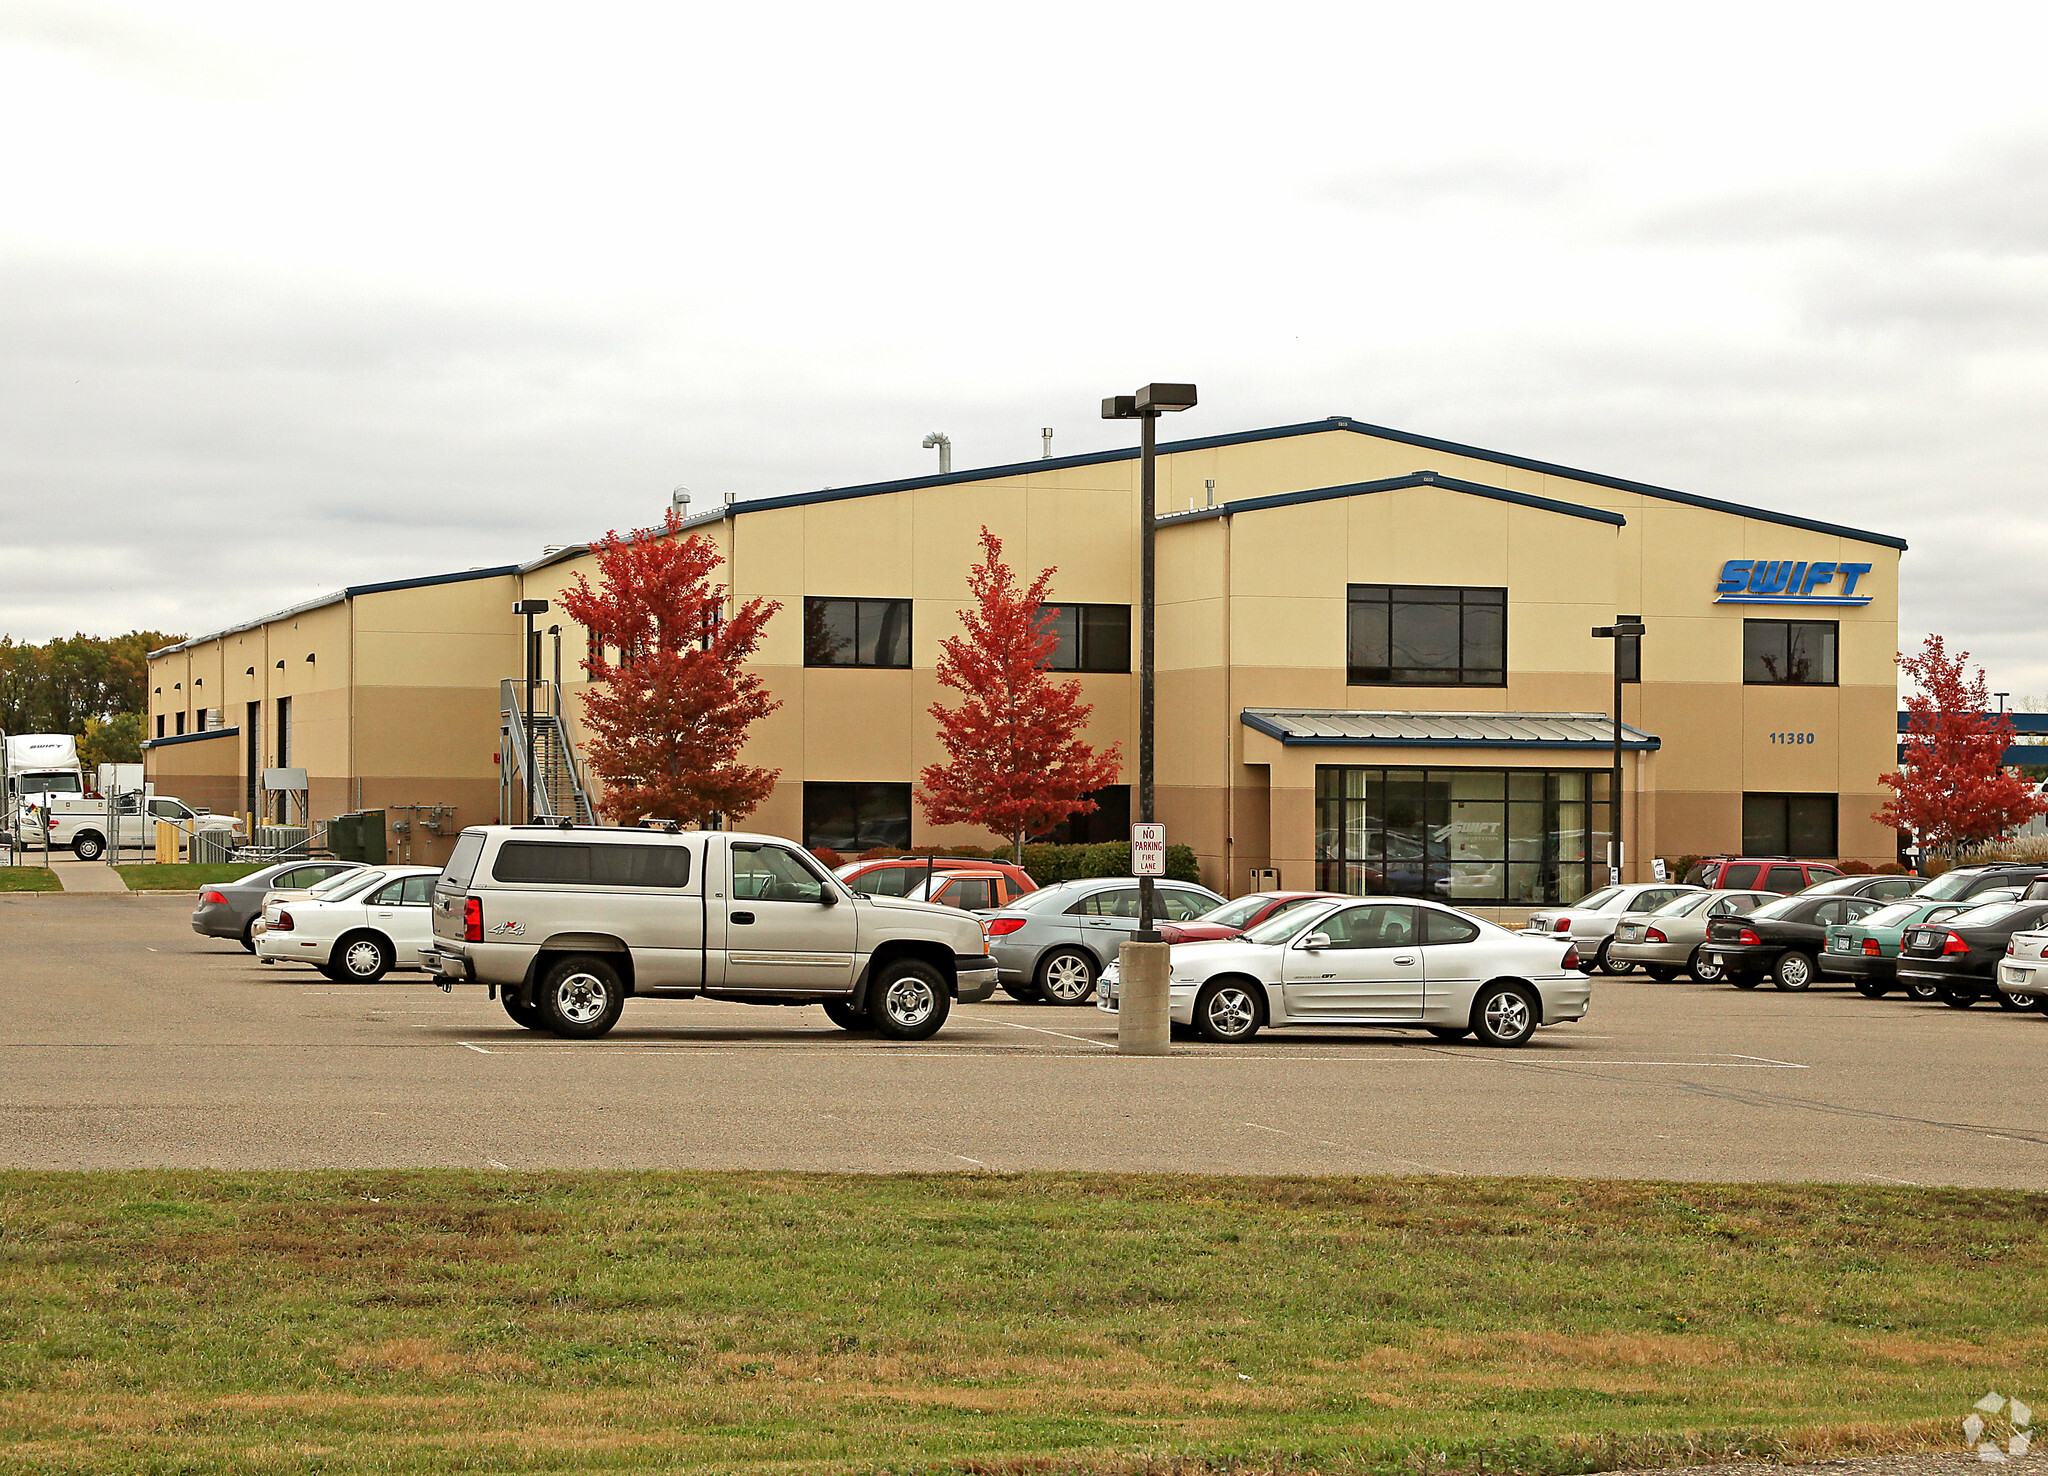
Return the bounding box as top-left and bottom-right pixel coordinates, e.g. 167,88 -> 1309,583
142,726 -> 240,750
1239,710 -> 1661,752
344,565 -> 520,598
1207,471 -> 1626,528
1898,711 -> 2048,733
735,416 -> 1904,551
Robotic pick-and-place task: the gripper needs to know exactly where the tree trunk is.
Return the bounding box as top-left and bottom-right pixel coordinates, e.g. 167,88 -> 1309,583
1012,830 -> 1025,866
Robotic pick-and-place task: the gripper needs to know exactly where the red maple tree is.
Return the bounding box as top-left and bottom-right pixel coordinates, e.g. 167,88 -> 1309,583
557,511 -> 782,827
1874,634 -> 2045,855
918,528 -> 1123,861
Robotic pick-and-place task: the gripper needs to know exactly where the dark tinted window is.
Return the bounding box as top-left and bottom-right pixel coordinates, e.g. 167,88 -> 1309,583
1043,604 -> 1131,673
1743,619 -> 1838,684
1745,795 -> 1839,860
1722,864 -> 1763,889
442,833 -> 487,889
1040,784 -> 1129,845
1765,866 -> 1806,893
804,598 -> 911,668
1424,910 -> 1481,944
803,782 -> 912,852
491,841 -> 692,888
1070,888 -> 1139,917
1347,585 -> 1506,686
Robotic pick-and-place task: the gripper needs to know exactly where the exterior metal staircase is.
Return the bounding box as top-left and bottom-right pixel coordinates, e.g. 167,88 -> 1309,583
500,678 -> 599,825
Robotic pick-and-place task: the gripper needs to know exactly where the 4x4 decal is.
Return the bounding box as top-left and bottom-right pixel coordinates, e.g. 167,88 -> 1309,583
487,920 -> 524,936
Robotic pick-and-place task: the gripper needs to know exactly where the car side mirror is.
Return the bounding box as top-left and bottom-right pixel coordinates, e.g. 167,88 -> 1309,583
1302,932 -> 1331,951
818,888 -> 837,906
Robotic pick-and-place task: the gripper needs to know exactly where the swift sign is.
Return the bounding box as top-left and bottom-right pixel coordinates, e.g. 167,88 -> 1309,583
1714,559 -> 1874,606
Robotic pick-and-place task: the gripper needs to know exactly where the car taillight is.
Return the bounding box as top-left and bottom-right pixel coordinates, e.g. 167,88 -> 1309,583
1864,939 -> 1882,956
1645,927 -> 1667,944
273,911 -> 293,932
2006,940 -> 2016,955
463,896 -> 483,943
1561,944 -> 1580,970
1737,928 -> 1761,945
199,889 -> 227,905
982,917 -> 1027,937
1943,931 -> 1970,956
1554,917 -> 1572,932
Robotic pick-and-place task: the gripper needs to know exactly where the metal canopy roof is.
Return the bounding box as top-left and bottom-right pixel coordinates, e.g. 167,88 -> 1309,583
1241,708 -> 1660,752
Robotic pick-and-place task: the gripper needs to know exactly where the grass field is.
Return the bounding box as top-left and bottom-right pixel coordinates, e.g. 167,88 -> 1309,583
1,1173 -> 2040,1475
0,868 -> 60,892
111,862 -> 266,891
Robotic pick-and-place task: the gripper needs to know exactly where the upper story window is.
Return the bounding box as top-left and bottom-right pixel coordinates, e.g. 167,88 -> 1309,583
1043,603 -> 1131,673
1743,619 -> 1837,685
804,598 -> 911,668
1347,584 -> 1506,687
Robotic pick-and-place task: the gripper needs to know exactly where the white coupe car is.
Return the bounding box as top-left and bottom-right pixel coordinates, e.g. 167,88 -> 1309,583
255,864 -> 443,982
1099,895 -> 1588,1046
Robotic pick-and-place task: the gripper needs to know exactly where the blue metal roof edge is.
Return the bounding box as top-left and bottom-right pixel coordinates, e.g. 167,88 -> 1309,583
1900,710 -> 2048,734
1239,709 -> 1661,752
1204,471 -> 1626,528
142,726 -> 240,750
343,564 -> 521,599
726,416 -> 1905,552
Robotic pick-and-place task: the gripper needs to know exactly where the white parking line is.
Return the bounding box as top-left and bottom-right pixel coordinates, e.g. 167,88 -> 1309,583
1240,1119 -> 1451,1174
1859,1172 -> 1922,1185
987,1018 -> 1116,1048
1722,1053 -> 1809,1067
458,1042 -> 494,1054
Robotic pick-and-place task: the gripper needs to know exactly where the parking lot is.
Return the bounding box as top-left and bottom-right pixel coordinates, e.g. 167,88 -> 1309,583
3,890 -> 2043,1185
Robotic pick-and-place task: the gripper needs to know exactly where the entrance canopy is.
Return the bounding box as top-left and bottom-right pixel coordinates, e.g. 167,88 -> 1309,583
1241,709 -> 1659,752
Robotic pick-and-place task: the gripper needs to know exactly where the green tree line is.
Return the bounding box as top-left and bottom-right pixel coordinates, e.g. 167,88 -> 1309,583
0,631 -> 183,769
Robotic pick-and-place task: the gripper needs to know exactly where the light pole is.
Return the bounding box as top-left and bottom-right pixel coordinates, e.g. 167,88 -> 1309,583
514,599 -> 549,821
1590,614 -> 1645,884
1102,381 -> 1197,1055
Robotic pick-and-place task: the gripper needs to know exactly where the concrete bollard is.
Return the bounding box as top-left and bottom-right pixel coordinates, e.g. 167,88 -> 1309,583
1116,940 -> 1172,1056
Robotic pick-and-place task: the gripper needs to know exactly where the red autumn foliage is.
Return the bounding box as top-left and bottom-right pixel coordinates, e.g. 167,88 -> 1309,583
556,511 -> 782,827
1874,634 -> 2045,854
918,528 -> 1122,861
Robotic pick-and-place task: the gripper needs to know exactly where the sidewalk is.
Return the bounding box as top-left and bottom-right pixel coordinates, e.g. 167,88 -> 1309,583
51,859 -> 131,894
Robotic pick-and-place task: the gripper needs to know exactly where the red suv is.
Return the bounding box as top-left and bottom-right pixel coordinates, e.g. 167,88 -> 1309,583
1686,857 -> 1844,893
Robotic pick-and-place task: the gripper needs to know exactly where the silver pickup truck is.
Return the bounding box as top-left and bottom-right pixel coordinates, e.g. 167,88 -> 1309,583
425,824 -> 997,1040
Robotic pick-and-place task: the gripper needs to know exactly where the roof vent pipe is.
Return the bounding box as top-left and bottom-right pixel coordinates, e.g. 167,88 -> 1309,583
1042,427 -> 1053,459
1205,479 -> 1216,507
922,432 -> 952,474
672,486 -> 691,520
723,490 -> 737,507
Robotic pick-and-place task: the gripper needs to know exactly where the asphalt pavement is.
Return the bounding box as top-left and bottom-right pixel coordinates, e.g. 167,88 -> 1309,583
2,891 -> 2044,1182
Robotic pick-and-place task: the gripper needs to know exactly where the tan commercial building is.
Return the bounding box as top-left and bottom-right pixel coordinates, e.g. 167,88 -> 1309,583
147,414 -> 1905,903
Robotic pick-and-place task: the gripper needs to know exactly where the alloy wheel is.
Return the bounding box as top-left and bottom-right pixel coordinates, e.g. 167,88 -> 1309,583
1483,991 -> 1532,1038
1041,954 -> 1094,1003
1204,986 -> 1257,1038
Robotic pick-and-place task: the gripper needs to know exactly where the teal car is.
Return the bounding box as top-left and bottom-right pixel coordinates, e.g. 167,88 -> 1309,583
1823,892 -> 2020,999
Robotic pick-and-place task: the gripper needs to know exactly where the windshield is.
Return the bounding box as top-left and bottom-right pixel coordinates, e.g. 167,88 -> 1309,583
1860,902 -> 1920,929
1573,886 -> 1624,912
21,773 -> 82,795
1653,892 -> 1714,917
311,869 -> 387,900
1201,895 -> 1276,930
1245,902 -> 1337,946
1748,896 -> 1811,921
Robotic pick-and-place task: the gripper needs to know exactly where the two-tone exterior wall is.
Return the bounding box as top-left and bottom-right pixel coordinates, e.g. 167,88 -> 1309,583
146,416 -> 1905,898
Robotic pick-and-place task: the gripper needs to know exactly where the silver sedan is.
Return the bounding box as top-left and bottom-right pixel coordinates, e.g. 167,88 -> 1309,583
980,877 -> 1227,1004
1522,881 -> 1704,974
1604,889 -> 1782,981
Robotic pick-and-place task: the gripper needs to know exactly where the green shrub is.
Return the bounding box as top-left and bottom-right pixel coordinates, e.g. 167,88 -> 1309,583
1013,841 -> 1201,886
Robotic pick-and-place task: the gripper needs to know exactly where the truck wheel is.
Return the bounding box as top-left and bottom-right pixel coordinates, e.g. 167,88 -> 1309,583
822,998 -> 870,1031
330,932 -> 393,983
869,959 -> 950,1041
71,831 -> 104,861
537,955 -> 626,1038
501,991 -> 545,1030
1035,948 -> 1098,1005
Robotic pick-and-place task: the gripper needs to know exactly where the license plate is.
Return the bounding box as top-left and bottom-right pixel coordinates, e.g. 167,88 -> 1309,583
1707,953 -> 1723,964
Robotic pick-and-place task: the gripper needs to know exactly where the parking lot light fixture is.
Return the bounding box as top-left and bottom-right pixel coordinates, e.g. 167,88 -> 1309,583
1103,382 -> 1197,1056
1590,615 -> 1645,883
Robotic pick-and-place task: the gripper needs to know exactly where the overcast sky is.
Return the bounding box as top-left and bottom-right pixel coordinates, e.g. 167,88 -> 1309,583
5,1 -> 2048,698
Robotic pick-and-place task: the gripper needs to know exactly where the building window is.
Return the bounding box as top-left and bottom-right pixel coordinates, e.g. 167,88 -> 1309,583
803,782 -> 912,853
155,715 -> 165,739
1347,585 -> 1506,686
1743,793 -> 1838,858
804,598 -> 911,668
1315,765 -> 1613,906
1040,785 -> 1130,845
245,702 -> 261,815
1043,604 -> 1131,673
274,695 -> 293,823
174,712 -> 186,736
1744,619 -> 1837,685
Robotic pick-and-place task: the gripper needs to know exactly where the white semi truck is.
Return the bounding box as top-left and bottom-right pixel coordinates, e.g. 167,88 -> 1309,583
2,733 -> 86,808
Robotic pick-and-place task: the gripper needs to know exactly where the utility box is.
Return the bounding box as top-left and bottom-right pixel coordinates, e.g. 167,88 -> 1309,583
1249,868 -> 1281,891
328,812 -> 361,861
356,810 -> 387,865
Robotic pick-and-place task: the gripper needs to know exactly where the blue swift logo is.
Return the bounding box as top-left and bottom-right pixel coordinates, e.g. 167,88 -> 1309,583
1714,560 -> 1874,606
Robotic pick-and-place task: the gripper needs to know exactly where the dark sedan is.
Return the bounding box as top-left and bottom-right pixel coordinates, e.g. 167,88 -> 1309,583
1701,893 -> 1891,990
192,859 -> 362,951
1894,899 -> 2048,1009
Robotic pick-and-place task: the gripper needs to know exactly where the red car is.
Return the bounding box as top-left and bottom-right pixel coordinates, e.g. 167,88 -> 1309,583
1159,890 -> 1345,943
834,855 -> 1038,900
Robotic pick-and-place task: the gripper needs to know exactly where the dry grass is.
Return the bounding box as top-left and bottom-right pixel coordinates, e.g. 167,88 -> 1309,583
0,1172 -> 2042,1475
